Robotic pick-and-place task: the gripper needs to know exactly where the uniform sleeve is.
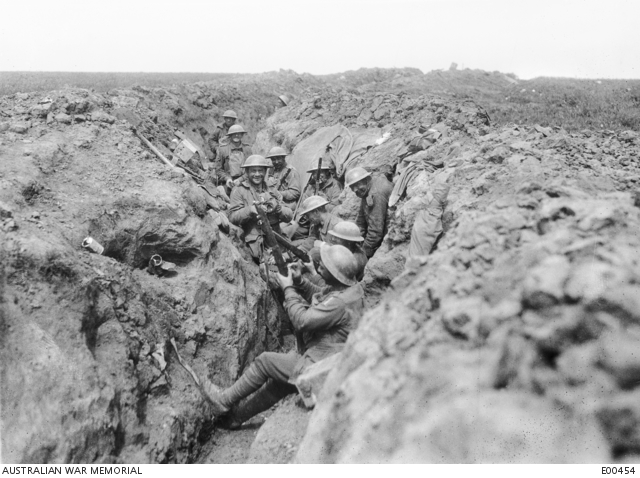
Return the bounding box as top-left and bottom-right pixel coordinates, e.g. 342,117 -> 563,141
284,285 -> 345,334
228,188 -> 254,226
279,204 -> 293,223
356,199 -> 367,236
280,168 -> 301,202
298,224 -> 319,252
216,148 -> 230,182
362,192 -> 389,258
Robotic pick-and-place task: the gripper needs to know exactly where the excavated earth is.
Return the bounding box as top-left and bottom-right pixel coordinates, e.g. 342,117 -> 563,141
1,69 -> 640,463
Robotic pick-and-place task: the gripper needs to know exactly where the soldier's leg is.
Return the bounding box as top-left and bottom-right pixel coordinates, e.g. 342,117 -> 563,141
203,351 -> 298,415
218,379 -> 297,430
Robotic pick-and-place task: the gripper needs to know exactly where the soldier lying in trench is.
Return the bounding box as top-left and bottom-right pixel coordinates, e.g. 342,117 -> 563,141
200,243 -> 364,429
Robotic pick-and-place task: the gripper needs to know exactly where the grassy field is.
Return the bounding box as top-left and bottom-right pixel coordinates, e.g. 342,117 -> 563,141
2,70 -> 639,132
0,71 -> 239,96
485,77 -> 640,131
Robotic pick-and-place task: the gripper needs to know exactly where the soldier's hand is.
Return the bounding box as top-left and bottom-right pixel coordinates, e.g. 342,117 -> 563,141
276,270 -> 293,289
225,178 -> 234,189
302,259 -> 317,276
288,262 -> 303,285
273,202 -> 282,214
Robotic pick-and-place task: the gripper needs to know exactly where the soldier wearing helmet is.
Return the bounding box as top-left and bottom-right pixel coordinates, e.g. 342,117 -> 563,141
228,154 -> 293,261
345,167 -> 393,258
266,146 -> 301,208
201,243 -> 364,429
327,221 -> 368,281
207,110 -> 238,158
296,195 -> 341,253
214,124 -> 253,193
299,156 -> 343,212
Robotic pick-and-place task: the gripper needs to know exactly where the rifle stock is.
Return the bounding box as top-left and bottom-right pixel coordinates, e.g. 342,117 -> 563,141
254,202 -> 288,276
273,232 -> 310,263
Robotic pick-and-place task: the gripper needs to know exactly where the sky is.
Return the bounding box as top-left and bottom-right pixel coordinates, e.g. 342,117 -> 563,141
1,0 -> 639,79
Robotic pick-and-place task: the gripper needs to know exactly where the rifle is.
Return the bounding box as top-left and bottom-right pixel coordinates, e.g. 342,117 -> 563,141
254,200 -> 288,276
254,199 -> 305,354
134,127 -> 223,202
273,231 -> 310,263
314,156 -> 323,196
277,167 -> 292,191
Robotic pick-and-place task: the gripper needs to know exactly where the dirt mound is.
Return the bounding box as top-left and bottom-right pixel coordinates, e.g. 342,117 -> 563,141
294,117 -> 640,463
0,86 -> 289,462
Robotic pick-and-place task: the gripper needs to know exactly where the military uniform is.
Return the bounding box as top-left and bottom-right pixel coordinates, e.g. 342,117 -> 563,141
300,176 -> 343,212
228,179 -> 292,260
268,165 -> 301,208
298,214 -> 342,253
207,123 -> 231,158
215,143 -> 253,183
251,278 -> 364,385
356,174 -> 393,258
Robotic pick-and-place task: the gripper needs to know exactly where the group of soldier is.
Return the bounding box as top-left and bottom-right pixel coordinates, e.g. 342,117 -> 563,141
193,109 -> 394,430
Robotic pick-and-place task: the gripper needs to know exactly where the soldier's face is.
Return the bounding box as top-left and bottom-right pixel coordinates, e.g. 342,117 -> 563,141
230,133 -> 242,144
224,117 -> 236,127
272,156 -> 286,170
350,177 -> 371,198
247,166 -> 266,185
328,235 -> 350,248
318,170 -> 331,185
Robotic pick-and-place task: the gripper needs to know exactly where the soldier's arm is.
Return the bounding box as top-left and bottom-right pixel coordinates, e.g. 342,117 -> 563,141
228,188 -> 254,226
216,149 -> 230,182
355,200 -> 367,236
362,193 -> 388,258
284,286 -> 345,333
280,169 -> 301,202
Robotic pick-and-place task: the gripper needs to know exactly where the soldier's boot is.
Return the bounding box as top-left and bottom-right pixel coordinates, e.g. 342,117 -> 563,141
200,363 -> 265,416
219,379 -> 296,430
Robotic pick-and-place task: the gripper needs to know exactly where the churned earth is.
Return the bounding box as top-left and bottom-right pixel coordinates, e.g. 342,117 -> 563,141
1,69 -> 640,463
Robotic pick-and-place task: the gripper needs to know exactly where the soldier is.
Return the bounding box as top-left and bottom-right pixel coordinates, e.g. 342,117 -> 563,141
208,109 -> 237,158
300,159 -> 343,212
295,196 -> 341,253
202,244 -> 364,429
215,124 -> 253,193
345,167 -> 393,259
266,146 -> 301,209
327,221 -> 368,281
228,155 -> 292,262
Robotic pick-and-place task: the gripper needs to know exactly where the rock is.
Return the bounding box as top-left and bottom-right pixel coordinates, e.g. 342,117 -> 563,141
596,390 -> 640,453
90,110 -> 116,124
522,255 -> 571,308
55,113 -> 71,124
9,122 -> 30,134
487,145 -> 510,163
598,332 -> 640,388
30,103 -> 52,118
0,201 -> 13,219
295,353 -> 343,408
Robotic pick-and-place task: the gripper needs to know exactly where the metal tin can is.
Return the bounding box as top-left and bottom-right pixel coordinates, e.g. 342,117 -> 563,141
82,237 -> 104,255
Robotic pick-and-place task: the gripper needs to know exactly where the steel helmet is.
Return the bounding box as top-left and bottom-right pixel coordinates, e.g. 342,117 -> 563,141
329,221 -> 364,242
279,95 -> 289,106
266,146 -> 287,158
227,124 -> 246,136
306,158 -> 333,173
299,195 -> 329,216
242,155 -> 273,169
222,110 -> 238,119
319,243 -> 358,286
345,167 -> 371,187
